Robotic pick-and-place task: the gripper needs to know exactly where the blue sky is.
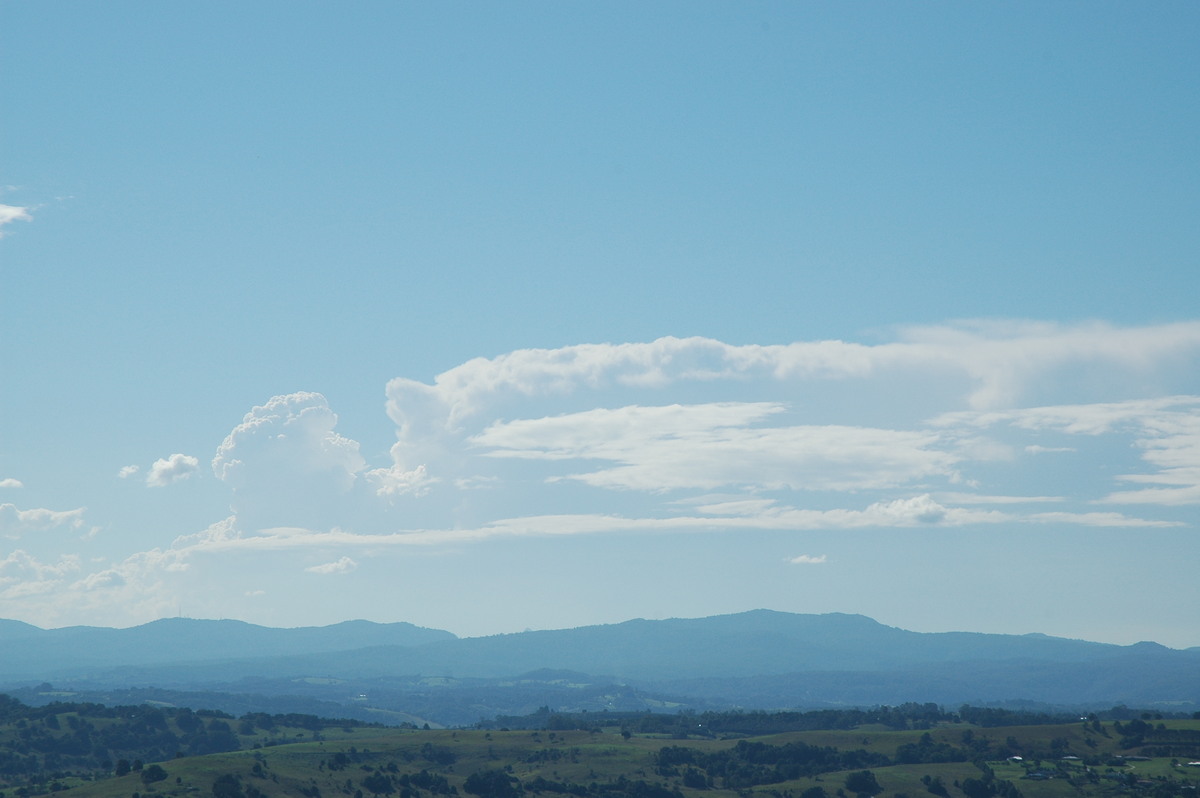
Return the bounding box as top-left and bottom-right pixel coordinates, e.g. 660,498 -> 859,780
2,2 -> 1199,647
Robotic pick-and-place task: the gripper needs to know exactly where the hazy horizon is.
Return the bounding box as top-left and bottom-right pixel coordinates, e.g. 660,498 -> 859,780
4,607 -> 1196,653
3,4 -> 1198,649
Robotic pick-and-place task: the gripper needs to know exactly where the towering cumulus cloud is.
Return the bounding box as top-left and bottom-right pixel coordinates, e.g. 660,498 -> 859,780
212,392 -> 366,531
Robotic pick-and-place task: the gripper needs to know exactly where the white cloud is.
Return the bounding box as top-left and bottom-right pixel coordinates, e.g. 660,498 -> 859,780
212,392 -> 367,530
0,546 -> 191,628
474,403 -> 959,493
385,323 -> 1200,437
160,494 -> 1015,560
167,325 -> 1197,571
893,320 -> 1200,410
933,396 -> 1200,435
1103,484 -> 1200,506
1028,511 -> 1183,528
0,204 -> 31,237
213,392 -> 364,486
365,463 -> 435,497
146,453 -> 200,487
5,322 -> 1196,630
0,504 -> 86,537
0,550 -> 81,599
0,478 -> 23,489
692,498 -> 780,516
368,324 -> 1200,510
305,556 -> 357,575
118,465 -> 140,479
936,492 -> 1063,505
934,396 -> 1200,507
1103,410 -> 1200,505
75,569 -> 127,590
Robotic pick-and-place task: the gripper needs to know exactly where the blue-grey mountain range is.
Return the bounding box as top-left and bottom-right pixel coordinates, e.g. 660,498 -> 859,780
2,611 -> 1197,726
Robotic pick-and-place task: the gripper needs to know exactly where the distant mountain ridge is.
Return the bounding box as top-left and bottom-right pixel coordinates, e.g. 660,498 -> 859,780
0,617 -> 455,679
2,610 -> 1197,721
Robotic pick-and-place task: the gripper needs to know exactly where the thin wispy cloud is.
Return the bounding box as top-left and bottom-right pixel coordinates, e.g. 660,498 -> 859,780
0,504 -> 86,538
305,556 -> 358,575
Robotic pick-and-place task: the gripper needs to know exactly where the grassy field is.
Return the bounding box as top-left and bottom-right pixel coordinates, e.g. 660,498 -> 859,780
38,719 -> 1200,798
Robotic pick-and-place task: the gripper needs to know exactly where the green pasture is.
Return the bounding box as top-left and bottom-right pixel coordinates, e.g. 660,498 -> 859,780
27,717 -> 1200,798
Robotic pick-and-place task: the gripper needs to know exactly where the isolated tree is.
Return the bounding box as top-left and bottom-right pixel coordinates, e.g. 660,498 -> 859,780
141,765 -> 169,785
845,771 -> 881,797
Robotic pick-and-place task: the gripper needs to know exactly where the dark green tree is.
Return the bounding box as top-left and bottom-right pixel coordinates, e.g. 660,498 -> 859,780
141,765 -> 168,785
845,771 -> 881,796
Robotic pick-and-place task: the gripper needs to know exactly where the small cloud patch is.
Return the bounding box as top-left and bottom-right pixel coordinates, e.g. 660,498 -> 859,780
146,454 -> 199,487
77,569 -> 126,590
1025,445 -> 1075,454
789,554 -> 827,565
0,204 -> 32,237
305,556 -> 357,575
